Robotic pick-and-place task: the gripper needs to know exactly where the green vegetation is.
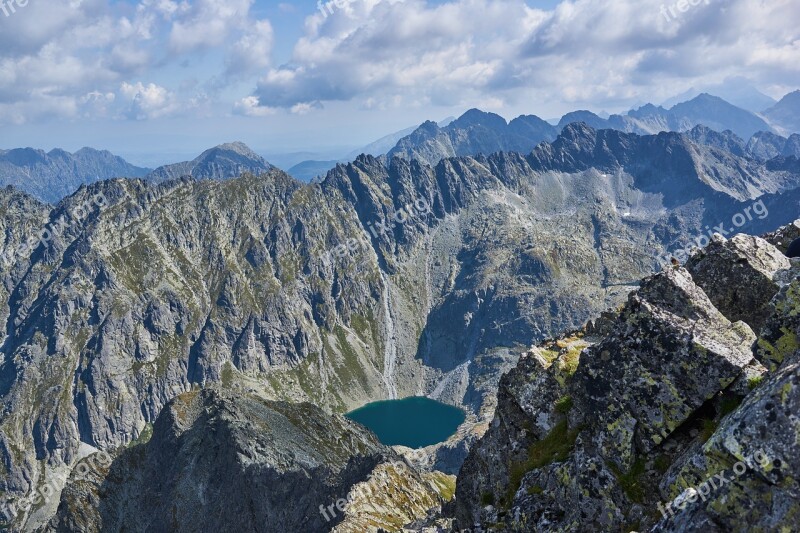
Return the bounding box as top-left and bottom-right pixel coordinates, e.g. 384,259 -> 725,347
748,375 -> 765,390
221,361 -> 234,388
654,454 -> 672,474
506,420 -> 580,507
129,423 -> 154,448
719,395 -> 743,417
481,492 -> 495,506
429,473 -> 457,501
527,485 -> 545,496
555,395 -> 574,414
559,346 -> 582,375
610,457 -> 647,503
333,325 -> 371,391
700,418 -> 718,443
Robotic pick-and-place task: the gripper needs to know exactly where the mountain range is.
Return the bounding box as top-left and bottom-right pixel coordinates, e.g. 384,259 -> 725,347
0,148 -> 149,204
308,91 -> 800,174
1,117 -> 800,530
3,91 -> 799,203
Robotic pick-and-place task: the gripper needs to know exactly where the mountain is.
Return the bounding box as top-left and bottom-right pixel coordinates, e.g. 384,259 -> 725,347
661,78 -> 777,112
455,225 -> 800,531
385,95 -> 783,170
557,110 -> 611,131
683,125 -> 748,157
682,126 -> 800,162
145,142 -> 271,182
763,90 -> 800,135
387,109 -> 558,166
345,125 -> 421,160
44,389 -> 453,532
286,159 -> 342,182
616,94 -> 776,139
1,126 -> 799,530
287,119 -> 456,182
0,147 -> 150,203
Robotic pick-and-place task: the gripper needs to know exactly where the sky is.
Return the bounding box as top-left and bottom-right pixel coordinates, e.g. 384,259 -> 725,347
0,0 -> 798,166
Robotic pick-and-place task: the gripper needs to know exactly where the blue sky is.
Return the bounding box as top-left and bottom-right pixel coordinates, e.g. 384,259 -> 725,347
0,0 -> 797,167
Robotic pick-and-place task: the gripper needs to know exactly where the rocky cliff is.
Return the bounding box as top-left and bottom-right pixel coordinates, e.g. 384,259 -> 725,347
455,223 -> 800,532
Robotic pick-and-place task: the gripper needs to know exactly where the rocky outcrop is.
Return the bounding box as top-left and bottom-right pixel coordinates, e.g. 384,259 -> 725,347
763,219 -> 800,252
686,234 -> 790,331
454,223 -> 800,532
653,351 -> 800,531
756,262 -> 800,370
42,389 -> 451,533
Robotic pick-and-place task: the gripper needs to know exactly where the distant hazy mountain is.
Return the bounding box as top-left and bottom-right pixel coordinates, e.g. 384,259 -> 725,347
682,125 -> 800,162
383,95 -> 784,169
387,109 -> 558,166
618,93 -> 776,139
683,125 -> 748,157
345,126 -> 419,160
287,118 -> 456,181
661,78 -> 777,112
557,110 -> 611,131
0,147 -> 150,203
286,159 -> 341,182
146,142 -> 271,183
763,91 -> 800,134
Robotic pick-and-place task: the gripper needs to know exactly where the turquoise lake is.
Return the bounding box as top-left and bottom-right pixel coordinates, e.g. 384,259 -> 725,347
345,396 -> 466,449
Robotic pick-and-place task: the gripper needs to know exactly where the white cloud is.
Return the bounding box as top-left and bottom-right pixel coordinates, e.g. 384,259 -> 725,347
225,20 -> 274,77
233,95 -> 276,117
120,81 -> 180,119
0,0 -> 274,124
0,0 -> 797,127
247,0 -> 800,115
168,0 -> 255,53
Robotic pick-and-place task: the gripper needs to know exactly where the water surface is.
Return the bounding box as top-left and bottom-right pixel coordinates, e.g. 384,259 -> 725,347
346,396 -> 466,449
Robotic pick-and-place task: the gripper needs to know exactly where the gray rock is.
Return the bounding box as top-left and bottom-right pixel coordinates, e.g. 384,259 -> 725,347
42,389 -> 444,533
685,233 -> 790,331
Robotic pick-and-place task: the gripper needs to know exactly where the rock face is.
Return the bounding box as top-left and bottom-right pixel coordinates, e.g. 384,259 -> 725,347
146,142 -> 271,183
42,389 -> 451,533
686,234 -> 790,331
653,352 -> 800,531
1,125 -> 800,531
0,148 -> 149,203
455,223 -> 800,532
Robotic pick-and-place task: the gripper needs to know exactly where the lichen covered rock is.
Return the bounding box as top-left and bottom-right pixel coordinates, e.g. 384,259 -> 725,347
453,244 -> 796,532
685,234 -> 790,331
